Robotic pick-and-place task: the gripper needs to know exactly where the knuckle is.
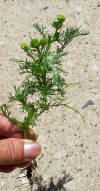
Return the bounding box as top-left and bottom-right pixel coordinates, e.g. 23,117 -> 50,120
7,139 -> 16,162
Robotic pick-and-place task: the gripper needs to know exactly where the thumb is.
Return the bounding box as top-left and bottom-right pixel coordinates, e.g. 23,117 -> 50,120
0,138 -> 41,165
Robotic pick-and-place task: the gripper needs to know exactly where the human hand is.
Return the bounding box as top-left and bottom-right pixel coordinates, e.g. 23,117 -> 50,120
0,115 -> 41,173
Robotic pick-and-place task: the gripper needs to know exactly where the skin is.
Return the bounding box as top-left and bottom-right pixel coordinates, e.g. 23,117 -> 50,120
0,115 -> 41,173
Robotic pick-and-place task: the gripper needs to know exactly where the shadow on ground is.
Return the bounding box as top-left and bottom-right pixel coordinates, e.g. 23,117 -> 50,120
33,172 -> 73,191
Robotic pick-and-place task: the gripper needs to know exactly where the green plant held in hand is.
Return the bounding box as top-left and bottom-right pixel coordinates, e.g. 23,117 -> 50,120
0,15 -> 88,139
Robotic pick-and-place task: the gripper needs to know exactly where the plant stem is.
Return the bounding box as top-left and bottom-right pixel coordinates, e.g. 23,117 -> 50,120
24,129 -> 29,139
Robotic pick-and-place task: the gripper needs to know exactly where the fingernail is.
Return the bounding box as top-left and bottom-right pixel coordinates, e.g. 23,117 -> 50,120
24,143 -> 41,161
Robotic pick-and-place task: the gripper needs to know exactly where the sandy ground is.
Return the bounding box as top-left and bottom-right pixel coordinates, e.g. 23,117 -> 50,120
0,0 -> 100,190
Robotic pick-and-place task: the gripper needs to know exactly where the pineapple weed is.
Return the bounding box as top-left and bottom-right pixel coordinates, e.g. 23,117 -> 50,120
0,15 -> 88,139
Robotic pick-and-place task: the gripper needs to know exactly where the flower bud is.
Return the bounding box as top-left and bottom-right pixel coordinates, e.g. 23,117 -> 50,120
40,66 -> 44,71
52,15 -> 65,30
40,38 -> 47,46
21,42 -> 27,49
30,39 -> 39,48
57,14 -> 65,22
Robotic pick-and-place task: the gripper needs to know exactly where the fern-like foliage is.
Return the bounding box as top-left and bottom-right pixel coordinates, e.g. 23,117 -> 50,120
0,15 -> 88,138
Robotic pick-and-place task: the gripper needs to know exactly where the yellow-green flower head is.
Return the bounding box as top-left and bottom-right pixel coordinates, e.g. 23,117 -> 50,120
52,18 -> 60,30
30,38 -> 39,48
57,14 -> 65,22
52,15 -> 65,30
40,66 -> 44,71
40,38 -> 47,46
21,42 -> 27,49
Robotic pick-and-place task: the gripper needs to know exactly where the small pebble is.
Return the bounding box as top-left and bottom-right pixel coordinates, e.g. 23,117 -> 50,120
85,41 -> 88,44
66,154 -> 68,158
42,6 -> 49,10
82,100 -> 94,109
97,4 -> 100,7
80,143 -> 83,147
89,156 -> 92,159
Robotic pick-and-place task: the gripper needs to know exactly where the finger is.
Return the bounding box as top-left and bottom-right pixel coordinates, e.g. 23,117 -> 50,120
28,128 -> 38,141
17,162 -> 31,168
0,115 -> 37,140
0,165 -> 16,173
0,162 -> 31,173
0,115 -> 24,138
0,138 -> 41,165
